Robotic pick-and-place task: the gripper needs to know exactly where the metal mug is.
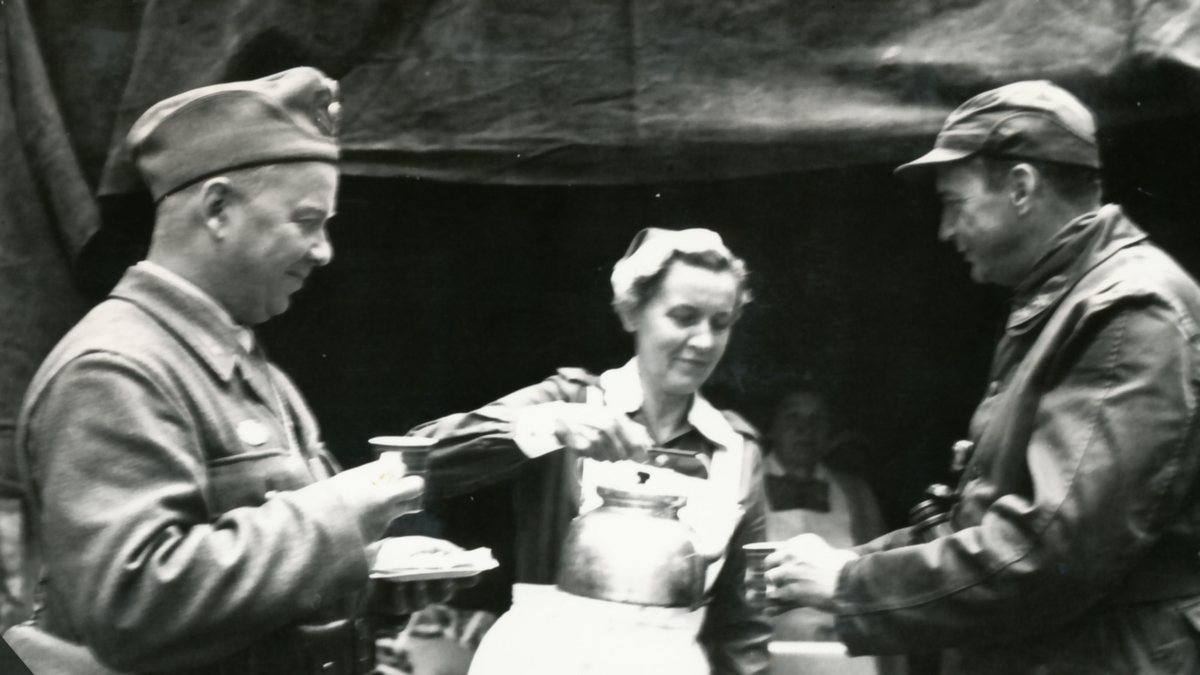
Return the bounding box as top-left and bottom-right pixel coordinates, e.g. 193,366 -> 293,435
743,542 -> 782,612
369,436 -> 436,511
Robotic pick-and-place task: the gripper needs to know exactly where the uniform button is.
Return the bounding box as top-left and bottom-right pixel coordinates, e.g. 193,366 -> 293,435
986,381 -> 1001,397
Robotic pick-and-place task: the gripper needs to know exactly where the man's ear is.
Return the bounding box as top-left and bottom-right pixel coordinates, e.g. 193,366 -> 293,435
1008,163 -> 1038,216
617,306 -> 639,334
199,177 -> 234,239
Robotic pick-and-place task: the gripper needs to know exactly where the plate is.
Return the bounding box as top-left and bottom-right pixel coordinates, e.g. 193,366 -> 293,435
369,562 -> 498,582
369,436 -> 438,448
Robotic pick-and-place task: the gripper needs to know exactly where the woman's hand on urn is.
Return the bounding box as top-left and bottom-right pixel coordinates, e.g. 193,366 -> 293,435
516,402 -> 652,462
763,533 -> 859,613
550,403 -> 653,462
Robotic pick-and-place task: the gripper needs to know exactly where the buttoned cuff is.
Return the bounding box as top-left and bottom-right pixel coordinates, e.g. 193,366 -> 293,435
513,403 -> 566,458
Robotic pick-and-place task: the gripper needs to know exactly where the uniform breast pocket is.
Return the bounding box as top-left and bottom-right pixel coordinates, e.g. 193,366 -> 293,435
205,450 -> 314,516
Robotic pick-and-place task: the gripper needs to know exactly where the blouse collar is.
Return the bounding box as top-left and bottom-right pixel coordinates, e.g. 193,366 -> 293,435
598,358 -> 742,451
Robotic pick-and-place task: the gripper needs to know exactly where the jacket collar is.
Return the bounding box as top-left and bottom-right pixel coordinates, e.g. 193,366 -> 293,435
598,358 -> 742,451
1006,204 -> 1147,333
109,264 -> 250,383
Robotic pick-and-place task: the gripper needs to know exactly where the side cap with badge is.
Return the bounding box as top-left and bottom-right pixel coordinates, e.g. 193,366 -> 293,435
102,67 -> 341,202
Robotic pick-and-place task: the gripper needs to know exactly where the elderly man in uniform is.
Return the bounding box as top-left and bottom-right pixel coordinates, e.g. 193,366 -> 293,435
6,68 -> 459,675
763,81 -> 1200,673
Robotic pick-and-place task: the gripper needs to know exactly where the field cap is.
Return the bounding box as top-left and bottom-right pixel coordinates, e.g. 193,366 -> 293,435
120,67 -> 340,202
895,80 -> 1100,180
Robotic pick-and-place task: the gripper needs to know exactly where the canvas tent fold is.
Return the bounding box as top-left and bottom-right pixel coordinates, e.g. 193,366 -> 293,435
93,0 -> 1200,192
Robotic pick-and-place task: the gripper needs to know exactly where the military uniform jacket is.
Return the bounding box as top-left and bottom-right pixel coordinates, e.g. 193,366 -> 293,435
15,265 -> 379,674
834,205 -> 1200,674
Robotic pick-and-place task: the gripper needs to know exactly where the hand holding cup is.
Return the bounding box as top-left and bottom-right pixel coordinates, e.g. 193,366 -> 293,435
761,533 -> 859,613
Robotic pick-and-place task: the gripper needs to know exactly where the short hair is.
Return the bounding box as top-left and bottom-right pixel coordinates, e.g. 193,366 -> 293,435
610,230 -> 751,322
156,164 -> 287,216
152,164 -> 290,248
979,155 -> 1102,204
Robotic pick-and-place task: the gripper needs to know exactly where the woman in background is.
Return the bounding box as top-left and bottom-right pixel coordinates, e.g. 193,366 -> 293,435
411,228 -> 769,675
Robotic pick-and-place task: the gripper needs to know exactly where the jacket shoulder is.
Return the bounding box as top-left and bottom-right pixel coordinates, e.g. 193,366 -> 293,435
719,409 -> 760,441
26,299 -> 183,407
56,297 -> 170,356
1079,244 -> 1200,325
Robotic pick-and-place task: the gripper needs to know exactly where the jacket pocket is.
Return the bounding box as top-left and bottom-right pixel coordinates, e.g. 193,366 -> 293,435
205,450 -> 313,516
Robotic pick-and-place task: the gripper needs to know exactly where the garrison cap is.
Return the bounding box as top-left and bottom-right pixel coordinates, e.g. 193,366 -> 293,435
895,80 -> 1100,180
118,67 -> 340,202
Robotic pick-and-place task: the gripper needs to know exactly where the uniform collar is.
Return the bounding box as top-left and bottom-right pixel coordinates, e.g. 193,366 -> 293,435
598,358 -> 742,451
110,264 -> 250,382
1006,204 -> 1147,333
137,261 -> 255,352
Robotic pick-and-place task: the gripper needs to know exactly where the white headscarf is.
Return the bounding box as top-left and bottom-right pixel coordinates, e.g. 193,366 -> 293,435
610,228 -> 742,311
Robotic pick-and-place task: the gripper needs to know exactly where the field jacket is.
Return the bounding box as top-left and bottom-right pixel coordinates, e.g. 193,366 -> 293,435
834,205 -> 1200,673
15,265 -> 385,674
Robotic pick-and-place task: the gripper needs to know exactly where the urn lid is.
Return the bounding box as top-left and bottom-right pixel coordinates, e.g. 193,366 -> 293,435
596,484 -> 687,514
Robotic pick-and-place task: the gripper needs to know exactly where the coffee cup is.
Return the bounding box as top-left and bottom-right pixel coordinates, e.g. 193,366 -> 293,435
369,436 -> 437,477
743,541 -> 782,611
370,436 -> 437,514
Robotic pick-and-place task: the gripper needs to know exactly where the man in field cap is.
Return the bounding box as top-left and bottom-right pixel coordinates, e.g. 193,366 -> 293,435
8,67 -> 463,675
766,80 -> 1200,673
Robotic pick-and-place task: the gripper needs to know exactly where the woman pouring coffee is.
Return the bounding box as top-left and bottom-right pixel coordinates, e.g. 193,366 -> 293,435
410,228 -> 770,675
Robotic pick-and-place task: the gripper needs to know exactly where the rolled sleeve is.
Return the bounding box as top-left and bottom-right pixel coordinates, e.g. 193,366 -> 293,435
415,375 -> 583,497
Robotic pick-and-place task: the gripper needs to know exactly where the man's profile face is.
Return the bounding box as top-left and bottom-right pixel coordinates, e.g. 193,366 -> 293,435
935,159 -> 1026,288
222,162 -> 339,325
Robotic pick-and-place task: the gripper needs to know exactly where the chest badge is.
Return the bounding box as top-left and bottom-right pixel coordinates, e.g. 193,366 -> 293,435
237,420 -> 271,446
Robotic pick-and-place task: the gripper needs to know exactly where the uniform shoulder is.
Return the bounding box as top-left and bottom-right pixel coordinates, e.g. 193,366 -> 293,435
66,297 -> 162,348
1083,243 -> 1200,318
719,409 -> 760,441
37,298 -> 176,381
